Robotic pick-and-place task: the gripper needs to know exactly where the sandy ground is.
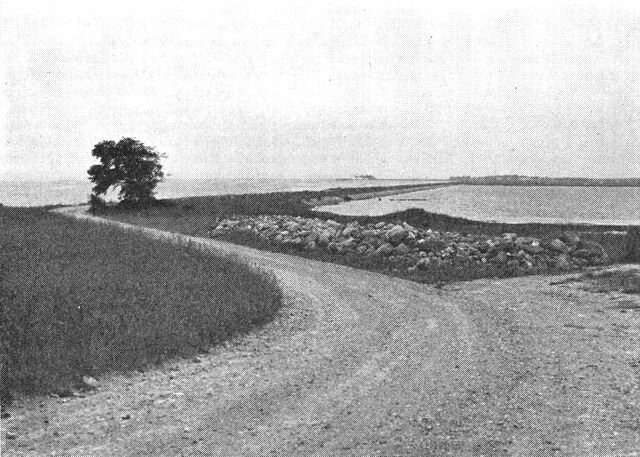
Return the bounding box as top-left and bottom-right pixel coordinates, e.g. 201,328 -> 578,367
2,206 -> 639,456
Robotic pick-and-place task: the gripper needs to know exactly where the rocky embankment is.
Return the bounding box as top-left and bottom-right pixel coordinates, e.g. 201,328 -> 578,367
209,215 -> 610,273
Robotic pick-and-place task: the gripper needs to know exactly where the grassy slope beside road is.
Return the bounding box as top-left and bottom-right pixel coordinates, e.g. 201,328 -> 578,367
0,207 -> 282,404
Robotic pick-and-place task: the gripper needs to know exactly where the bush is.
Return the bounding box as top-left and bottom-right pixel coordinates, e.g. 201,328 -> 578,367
88,193 -> 106,210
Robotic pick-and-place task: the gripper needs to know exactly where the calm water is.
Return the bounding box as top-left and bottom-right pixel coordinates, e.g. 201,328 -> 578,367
319,185 -> 640,225
0,178 -> 439,207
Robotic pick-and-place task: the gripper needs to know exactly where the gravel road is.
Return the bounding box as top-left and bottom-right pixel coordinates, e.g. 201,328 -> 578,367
2,206 -> 639,456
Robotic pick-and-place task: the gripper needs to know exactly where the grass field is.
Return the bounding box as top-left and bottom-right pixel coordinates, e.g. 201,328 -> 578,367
0,207 -> 283,404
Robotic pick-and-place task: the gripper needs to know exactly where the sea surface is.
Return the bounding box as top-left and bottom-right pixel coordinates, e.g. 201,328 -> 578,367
0,178 -> 438,207
319,185 -> 640,226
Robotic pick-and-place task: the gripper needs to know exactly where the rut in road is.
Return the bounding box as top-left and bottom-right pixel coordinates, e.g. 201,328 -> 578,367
4,205 -> 639,456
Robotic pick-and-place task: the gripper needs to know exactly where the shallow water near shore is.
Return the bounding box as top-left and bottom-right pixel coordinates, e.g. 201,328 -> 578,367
320,185 -> 640,226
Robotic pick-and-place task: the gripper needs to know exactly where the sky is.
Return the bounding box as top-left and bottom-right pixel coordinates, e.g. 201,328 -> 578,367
2,0 -> 639,181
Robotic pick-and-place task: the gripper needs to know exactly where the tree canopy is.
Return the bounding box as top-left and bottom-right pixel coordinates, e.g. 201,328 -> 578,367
88,138 -> 164,206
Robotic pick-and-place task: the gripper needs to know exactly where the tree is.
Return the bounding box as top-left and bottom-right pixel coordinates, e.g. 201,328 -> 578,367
88,138 -> 164,206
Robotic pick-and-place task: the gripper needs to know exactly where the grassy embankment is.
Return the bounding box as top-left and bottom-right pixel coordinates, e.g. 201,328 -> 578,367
93,185 -> 639,284
555,269 -> 640,295
0,207 -> 283,404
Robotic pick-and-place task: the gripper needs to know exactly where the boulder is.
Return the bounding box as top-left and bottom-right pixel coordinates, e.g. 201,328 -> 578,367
304,241 -> 317,251
475,242 -> 491,253
394,243 -> 410,255
82,376 -> 99,389
326,219 -> 343,229
547,239 -> 569,253
519,243 -> 544,255
514,237 -> 537,245
416,238 -> 447,253
362,236 -> 381,248
572,240 -> 606,259
341,225 -> 357,238
385,225 -> 407,244
337,238 -> 357,250
285,222 -> 301,232
556,254 -> 572,270
494,251 -> 509,263
356,244 -> 369,255
560,231 -> 581,246
485,245 -> 503,258
374,222 -> 386,229
374,243 -> 394,256
317,232 -> 331,246
402,222 -> 415,231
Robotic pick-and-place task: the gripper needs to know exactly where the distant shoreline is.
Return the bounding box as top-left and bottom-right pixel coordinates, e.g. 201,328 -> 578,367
452,182 -> 640,187
449,176 -> 640,187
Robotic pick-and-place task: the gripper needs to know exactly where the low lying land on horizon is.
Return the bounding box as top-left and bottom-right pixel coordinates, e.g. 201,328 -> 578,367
449,175 -> 640,186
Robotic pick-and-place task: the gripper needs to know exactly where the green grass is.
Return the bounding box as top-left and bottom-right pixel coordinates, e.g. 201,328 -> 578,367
0,207 -> 283,404
578,270 -> 640,295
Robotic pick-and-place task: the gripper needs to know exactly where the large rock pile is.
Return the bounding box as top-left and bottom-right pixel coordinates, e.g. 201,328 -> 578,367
208,215 -> 609,273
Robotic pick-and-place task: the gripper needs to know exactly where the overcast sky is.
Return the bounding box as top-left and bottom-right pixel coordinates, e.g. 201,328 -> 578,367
2,0 -> 639,180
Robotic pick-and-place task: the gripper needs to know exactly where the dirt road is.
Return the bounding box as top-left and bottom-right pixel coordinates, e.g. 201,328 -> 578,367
3,207 -> 639,456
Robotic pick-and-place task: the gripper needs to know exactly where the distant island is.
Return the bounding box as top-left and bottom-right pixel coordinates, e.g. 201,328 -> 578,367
336,174 -> 378,181
449,175 -> 640,187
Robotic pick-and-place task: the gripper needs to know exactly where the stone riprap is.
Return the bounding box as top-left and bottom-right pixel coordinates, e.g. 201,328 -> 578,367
208,215 -> 610,273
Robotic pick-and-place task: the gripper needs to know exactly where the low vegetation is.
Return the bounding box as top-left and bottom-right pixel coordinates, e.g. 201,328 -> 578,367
576,269 -> 640,295
91,185 -> 635,285
0,207 -> 283,404
450,174 -> 640,187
